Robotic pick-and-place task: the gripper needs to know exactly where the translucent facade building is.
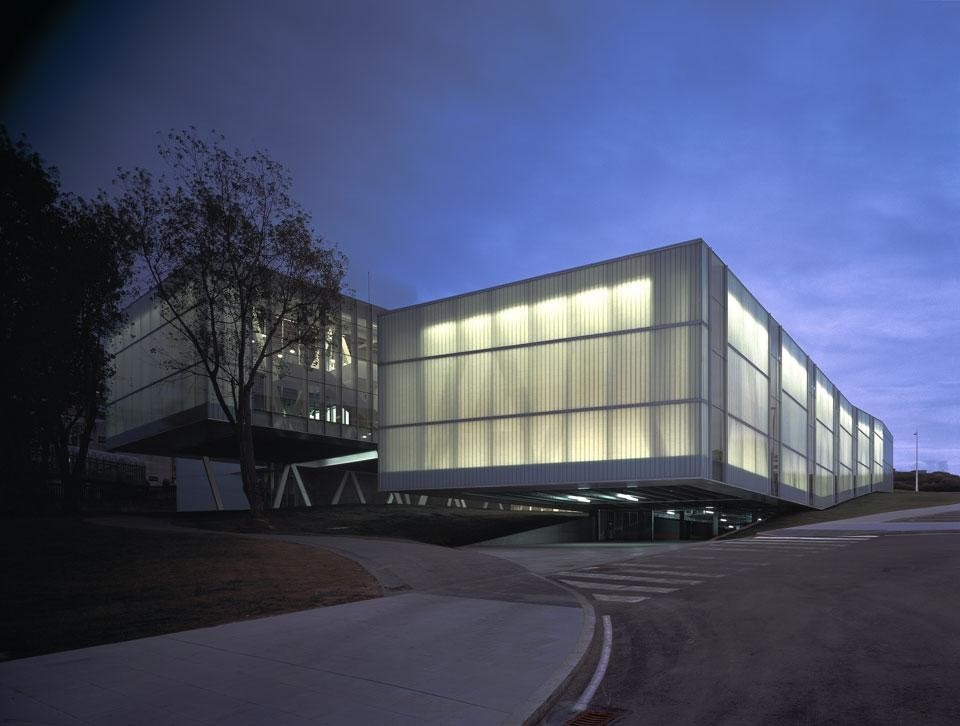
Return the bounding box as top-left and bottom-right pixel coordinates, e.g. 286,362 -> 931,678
378,239 -> 893,512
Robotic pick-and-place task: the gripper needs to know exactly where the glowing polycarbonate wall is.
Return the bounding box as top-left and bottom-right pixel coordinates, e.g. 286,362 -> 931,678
814,371 -> 836,506
856,410 -> 872,496
838,396 -> 855,500
720,262 -> 894,506
379,238 -> 893,508
724,274 -> 769,492
779,333 -> 809,501
379,243 -> 708,490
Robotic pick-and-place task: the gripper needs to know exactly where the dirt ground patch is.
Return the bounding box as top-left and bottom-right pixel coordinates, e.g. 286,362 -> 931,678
0,517 -> 380,660
181,505 -> 584,546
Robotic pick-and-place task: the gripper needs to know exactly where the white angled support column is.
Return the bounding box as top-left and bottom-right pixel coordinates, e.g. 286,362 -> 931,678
272,465 -> 291,509
291,465 -> 312,508
202,456 -> 224,511
331,471 -> 350,505
351,472 -> 366,504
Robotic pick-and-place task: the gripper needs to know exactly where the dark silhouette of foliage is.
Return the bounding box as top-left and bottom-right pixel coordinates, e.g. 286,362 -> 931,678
0,126 -> 133,510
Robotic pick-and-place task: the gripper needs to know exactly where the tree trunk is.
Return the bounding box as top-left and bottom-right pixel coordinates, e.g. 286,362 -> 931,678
53,426 -> 80,513
236,388 -> 267,520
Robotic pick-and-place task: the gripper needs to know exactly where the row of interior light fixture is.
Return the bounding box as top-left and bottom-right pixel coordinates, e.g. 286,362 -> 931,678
564,494 -> 740,523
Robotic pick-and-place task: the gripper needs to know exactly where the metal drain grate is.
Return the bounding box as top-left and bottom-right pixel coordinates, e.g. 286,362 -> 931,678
564,709 -> 621,726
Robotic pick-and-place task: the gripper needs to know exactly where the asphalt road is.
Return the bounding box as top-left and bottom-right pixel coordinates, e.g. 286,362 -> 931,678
543,531 -> 960,725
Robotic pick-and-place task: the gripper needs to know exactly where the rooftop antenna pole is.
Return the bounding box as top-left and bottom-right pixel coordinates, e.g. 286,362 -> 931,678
914,427 -> 919,493
367,271 -> 372,304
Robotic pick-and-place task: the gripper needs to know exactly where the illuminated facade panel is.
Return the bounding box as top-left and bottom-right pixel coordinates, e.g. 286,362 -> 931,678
378,239 -> 893,509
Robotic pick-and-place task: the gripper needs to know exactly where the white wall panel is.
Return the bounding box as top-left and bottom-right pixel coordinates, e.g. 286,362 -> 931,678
839,396 -> 853,434
727,417 -> 768,478
816,371 -> 835,428
816,421 -> 834,470
781,446 -> 808,493
815,465 -> 834,499
381,326 -> 701,427
380,402 -> 700,474
781,395 -> 807,455
727,349 -> 769,432
838,426 -> 853,468
727,273 -> 768,374
781,334 -> 807,404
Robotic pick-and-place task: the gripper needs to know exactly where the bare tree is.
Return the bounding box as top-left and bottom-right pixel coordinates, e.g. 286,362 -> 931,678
118,130 -> 345,520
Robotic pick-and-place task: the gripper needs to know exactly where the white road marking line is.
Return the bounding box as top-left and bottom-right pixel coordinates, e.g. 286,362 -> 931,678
714,543 -> 844,549
725,539 -> 847,545
756,536 -> 877,541
597,566 -> 726,578
573,615 -> 612,712
722,543 -> 847,552
553,572 -> 702,585
594,594 -> 650,603
558,579 -> 678,594
660,555 -> 724,560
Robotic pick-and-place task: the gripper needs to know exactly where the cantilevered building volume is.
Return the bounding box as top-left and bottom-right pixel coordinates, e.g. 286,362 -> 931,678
378,239 -> 893,513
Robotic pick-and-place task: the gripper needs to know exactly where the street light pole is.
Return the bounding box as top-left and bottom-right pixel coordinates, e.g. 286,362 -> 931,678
914,428 -> 919,494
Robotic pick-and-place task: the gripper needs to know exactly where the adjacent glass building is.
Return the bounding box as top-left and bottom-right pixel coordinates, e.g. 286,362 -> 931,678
377,239 -> 893,511
106,291 -> 383,464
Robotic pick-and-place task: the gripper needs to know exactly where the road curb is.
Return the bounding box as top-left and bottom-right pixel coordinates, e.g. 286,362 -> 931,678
504,576 -> 599,726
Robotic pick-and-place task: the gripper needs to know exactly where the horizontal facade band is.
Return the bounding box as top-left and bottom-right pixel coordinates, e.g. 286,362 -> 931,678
379,319 -> 706,367
378,397 -> 708,431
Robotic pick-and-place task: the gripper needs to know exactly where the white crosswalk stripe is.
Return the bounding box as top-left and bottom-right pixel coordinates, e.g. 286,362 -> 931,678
553,572 -> 702,585
554,532 -> 882,606
756,535 -> 877,541
558,579 -> 678,594
597,565 -> 726,578
594,594 -> 649,603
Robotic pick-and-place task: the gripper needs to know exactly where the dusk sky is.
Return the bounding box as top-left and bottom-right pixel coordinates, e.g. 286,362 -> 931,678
3,0 -> 958,473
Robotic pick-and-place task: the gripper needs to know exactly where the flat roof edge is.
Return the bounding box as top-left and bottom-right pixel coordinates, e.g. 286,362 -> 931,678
381,237 -> 708,318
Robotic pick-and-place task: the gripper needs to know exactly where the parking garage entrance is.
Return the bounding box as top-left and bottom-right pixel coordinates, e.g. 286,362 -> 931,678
597,507 -> 760,541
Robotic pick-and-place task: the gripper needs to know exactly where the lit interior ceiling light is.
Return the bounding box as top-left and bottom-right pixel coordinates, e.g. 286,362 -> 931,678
462,314 -> 491,329
666,510 -> 676,515
289,349 -> 295,354
568,495 -> 590,503
536,297 -> 565,315
575,287 -> 609,306
615,279 -> 651,297
720,518 -> 728,522
616,493 -> 639,501
497,304 -> 528,321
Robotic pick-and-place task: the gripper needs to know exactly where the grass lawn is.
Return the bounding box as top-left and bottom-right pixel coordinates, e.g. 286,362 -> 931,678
182,505 -> 584,547
0,517 -> 380,661
737,490 -> 960,536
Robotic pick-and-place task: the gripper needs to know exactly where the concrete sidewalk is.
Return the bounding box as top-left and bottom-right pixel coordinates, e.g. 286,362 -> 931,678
0,530 -> 594,725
